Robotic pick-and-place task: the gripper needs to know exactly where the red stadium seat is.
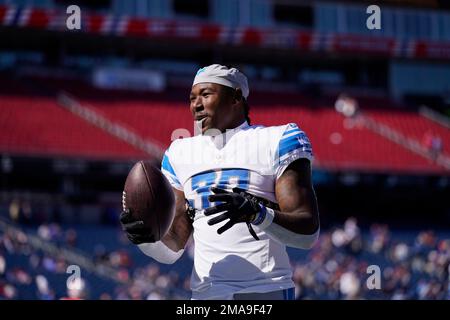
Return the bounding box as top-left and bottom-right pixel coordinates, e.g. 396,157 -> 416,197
0,77 -> 447,174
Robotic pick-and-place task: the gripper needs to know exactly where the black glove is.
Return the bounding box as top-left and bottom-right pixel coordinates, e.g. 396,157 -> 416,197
204,187 -> 262,240
119,209 -> 156,244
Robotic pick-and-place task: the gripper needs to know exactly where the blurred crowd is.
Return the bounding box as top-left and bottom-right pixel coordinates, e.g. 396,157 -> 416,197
0,217 -> 449,300
293,218 -> 450,299
6,198 -> 120,226
0,219 -> 190,300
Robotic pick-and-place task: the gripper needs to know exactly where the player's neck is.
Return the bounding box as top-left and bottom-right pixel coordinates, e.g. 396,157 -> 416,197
221,117 -> 248,133
220,120 -> 248,134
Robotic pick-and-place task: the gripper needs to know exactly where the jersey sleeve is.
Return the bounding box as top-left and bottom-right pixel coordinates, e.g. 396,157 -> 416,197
273,123 -> 313,179
161,149 -> 183,191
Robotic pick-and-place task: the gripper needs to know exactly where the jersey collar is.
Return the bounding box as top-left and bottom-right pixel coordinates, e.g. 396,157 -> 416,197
209,121 -> 249,149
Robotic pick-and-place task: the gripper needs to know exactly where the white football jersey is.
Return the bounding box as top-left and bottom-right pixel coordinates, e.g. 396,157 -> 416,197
161,121 -> 313,300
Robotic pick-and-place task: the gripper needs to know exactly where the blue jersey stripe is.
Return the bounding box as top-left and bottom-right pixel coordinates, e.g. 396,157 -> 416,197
161,153 -> 181,185
279,141 -> 302,158
162,170 -> 181,186
281,128 -> 301,138
277,123 -> 312,160
279,134 -> 302,147
161,154 -> 176,176
279,138 -> 311,158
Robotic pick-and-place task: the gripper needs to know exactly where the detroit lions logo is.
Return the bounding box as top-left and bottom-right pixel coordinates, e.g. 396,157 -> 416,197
196,67 -> 206,75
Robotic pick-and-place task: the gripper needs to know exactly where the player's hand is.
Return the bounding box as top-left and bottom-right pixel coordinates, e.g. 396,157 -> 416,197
120,209 -> 156,244
204,187 -> 262,240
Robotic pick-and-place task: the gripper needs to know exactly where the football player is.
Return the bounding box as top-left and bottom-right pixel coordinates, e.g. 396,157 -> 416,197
120,64 -> 320,300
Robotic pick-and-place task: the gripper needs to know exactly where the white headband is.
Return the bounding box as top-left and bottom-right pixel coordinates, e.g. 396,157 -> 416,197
192,64 -> 249,99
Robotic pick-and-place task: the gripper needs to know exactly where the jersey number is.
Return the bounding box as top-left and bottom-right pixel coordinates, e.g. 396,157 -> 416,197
190,169 -> 250,210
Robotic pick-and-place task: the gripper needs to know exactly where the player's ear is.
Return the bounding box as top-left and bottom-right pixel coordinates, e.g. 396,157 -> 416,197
233,88 -> 243,105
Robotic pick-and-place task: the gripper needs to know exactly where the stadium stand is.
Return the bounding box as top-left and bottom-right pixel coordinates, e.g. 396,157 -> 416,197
0,95 -> 148,159
2,75 -> 446,174
1,216 -> 448,300
0,75 -> 148,159
365,110 -> 449,156
253,106 -> 447,173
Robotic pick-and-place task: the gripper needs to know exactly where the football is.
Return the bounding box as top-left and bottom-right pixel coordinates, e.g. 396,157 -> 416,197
123,160 -> 175,241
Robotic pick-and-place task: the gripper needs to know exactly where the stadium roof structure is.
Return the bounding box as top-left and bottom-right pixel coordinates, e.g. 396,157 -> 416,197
1,4 -> 450,61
